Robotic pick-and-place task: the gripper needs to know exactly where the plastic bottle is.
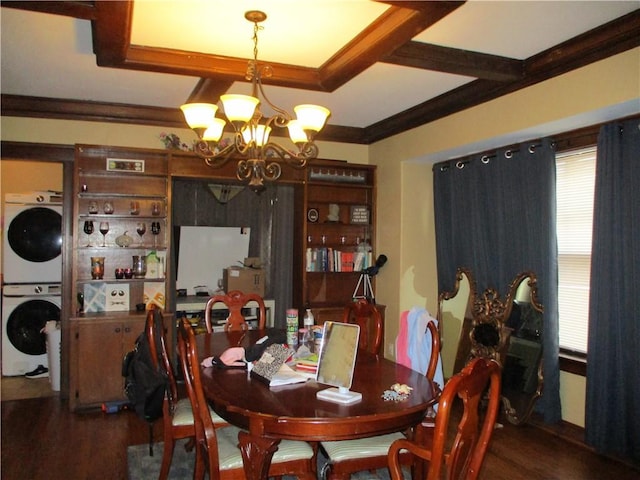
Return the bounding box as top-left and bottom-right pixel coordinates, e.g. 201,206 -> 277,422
303,309 -> 315,328
146,250 -> 160,279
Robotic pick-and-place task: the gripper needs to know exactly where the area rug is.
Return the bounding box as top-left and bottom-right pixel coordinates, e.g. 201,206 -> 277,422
127,439 -> 405,479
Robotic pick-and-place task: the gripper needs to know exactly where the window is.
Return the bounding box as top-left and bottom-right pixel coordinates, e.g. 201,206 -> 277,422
556,147 -> 596,354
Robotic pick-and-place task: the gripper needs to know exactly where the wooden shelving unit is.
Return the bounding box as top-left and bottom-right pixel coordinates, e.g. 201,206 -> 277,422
293,162 -> 377,324
68,145 -> 172,410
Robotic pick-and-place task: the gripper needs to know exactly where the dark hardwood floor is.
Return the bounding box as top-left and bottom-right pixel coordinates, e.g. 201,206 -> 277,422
2,395 -> 638,479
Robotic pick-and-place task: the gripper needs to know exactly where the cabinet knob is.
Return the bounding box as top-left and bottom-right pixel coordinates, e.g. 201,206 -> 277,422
124,327 -> 131,333
115,327 -> 121,333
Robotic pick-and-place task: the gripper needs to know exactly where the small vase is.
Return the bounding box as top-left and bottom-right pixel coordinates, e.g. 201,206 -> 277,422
90,257 -> 105,280
132,255 -> 146,279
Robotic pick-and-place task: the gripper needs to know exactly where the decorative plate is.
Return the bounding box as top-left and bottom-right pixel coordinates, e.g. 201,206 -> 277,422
307,208 -> 319,223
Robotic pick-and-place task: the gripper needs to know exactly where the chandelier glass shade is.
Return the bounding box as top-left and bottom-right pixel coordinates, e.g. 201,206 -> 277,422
180,10 -> 331,192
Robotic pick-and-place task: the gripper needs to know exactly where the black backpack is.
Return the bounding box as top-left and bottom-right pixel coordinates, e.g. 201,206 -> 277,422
122,313 -> 167,423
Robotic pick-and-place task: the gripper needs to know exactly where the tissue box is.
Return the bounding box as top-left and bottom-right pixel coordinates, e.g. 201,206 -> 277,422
223,266 -> 265,296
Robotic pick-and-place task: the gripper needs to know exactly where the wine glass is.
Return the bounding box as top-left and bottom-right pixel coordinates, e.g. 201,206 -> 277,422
151,221 -> 161,247
136,222 -> 146,247
99,221 -> 110,247
83,220 -> 94,247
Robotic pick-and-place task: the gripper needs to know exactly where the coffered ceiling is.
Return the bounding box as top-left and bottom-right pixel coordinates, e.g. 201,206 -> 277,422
1,1 -> 639,145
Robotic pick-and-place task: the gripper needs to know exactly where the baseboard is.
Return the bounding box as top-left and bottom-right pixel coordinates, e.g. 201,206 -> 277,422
529,413 -> 639,471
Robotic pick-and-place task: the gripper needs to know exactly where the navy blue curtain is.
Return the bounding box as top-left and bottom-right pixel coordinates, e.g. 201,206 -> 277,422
433,138 -> 561,423
585,118 -> 640,461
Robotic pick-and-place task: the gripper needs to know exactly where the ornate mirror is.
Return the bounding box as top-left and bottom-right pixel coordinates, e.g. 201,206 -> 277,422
440,269 -> 544,425
501,272 -> 544,425
436,268 -> 475,379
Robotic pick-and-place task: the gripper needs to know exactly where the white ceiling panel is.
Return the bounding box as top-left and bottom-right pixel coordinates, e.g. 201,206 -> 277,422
415,1 -> 639,59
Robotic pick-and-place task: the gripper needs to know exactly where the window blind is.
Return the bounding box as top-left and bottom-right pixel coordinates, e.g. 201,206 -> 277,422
556,147 -> 596,353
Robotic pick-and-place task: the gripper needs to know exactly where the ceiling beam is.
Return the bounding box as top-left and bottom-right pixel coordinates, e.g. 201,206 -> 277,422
0,94 -> 368,144
93,1 -> 132,65
364,9 -> 640,143
88,1 -> 465,92
1,94 -> 178,127
318,2 -> 465,90
524,8 -> 640,76
382,42 -> 524,81
0,1 -> 96,20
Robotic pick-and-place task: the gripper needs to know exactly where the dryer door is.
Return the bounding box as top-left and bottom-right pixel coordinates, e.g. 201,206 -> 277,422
5,299 -> 60,356
7,206 -> 62,263
3,204 -> 63,283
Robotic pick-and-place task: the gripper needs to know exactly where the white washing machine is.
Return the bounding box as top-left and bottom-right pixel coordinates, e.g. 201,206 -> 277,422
2,283 -> 61,376
3,191 -> 63,284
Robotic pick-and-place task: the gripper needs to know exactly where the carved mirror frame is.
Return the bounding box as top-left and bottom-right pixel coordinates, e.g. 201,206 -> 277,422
439,269 -> 544,426
500,272 -> 544,425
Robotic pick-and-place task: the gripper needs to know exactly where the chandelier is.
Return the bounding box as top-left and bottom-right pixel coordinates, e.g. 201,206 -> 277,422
180,10 -> 331,192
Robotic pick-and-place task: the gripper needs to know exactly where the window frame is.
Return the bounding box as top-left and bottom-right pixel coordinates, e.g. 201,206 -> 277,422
553,126 -> 601,376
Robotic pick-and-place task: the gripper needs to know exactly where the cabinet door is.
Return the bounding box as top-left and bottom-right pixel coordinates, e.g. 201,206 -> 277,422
74,321 -> 129,405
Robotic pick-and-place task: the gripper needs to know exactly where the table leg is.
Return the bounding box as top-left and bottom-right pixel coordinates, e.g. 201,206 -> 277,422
237,430 -> 280,480
412,420 -> 435,479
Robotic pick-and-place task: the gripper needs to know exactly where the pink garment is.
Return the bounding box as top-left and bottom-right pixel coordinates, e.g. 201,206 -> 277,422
396,310 -> 411,369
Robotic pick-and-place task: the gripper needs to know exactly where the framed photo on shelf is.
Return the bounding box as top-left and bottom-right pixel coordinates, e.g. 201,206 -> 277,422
350,205 -> 370,224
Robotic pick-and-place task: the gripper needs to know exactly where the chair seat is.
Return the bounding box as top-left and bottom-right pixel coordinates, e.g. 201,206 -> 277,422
321,432 -> 406,461
216,426 -> 315,471
172,397 -> 227,427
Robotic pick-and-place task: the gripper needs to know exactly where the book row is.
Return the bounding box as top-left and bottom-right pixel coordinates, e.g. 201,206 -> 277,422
305,247 -> 373,273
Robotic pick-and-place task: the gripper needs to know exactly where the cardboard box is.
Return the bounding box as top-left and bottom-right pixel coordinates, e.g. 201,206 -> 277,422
223,266 -> 265,297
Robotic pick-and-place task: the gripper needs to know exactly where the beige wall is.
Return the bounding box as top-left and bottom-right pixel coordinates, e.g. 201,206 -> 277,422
371,48 -> 640,427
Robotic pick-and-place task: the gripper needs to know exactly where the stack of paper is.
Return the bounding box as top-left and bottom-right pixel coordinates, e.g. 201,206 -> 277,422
268,364 -> 310,387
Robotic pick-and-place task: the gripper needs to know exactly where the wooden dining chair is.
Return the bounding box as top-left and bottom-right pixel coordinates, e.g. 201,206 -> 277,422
176,318 -> 316,480
319,318 -> 442,480
204,290 -> 267,332
341,298 -> 383,354
145,307 -> 228,480
388,357 -> 502,480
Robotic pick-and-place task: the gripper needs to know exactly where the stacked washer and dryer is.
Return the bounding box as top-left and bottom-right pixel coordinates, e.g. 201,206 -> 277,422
2,191 -> 63,376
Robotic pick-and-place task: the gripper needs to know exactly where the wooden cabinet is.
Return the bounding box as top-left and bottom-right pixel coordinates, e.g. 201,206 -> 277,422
293,162 -> 377,317
70,314 -> 143,407
68,145 -> 172,410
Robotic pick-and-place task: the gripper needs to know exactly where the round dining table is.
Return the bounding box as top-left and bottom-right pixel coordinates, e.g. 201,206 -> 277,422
195,329 -> 439,480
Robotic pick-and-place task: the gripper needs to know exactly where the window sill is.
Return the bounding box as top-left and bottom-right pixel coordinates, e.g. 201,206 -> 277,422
559,351 -> 586,376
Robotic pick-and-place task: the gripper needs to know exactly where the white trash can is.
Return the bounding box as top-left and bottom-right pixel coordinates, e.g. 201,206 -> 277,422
44,321 -> 61,391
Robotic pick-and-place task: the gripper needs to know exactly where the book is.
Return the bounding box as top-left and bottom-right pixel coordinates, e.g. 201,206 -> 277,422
250,344 -> 309,387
